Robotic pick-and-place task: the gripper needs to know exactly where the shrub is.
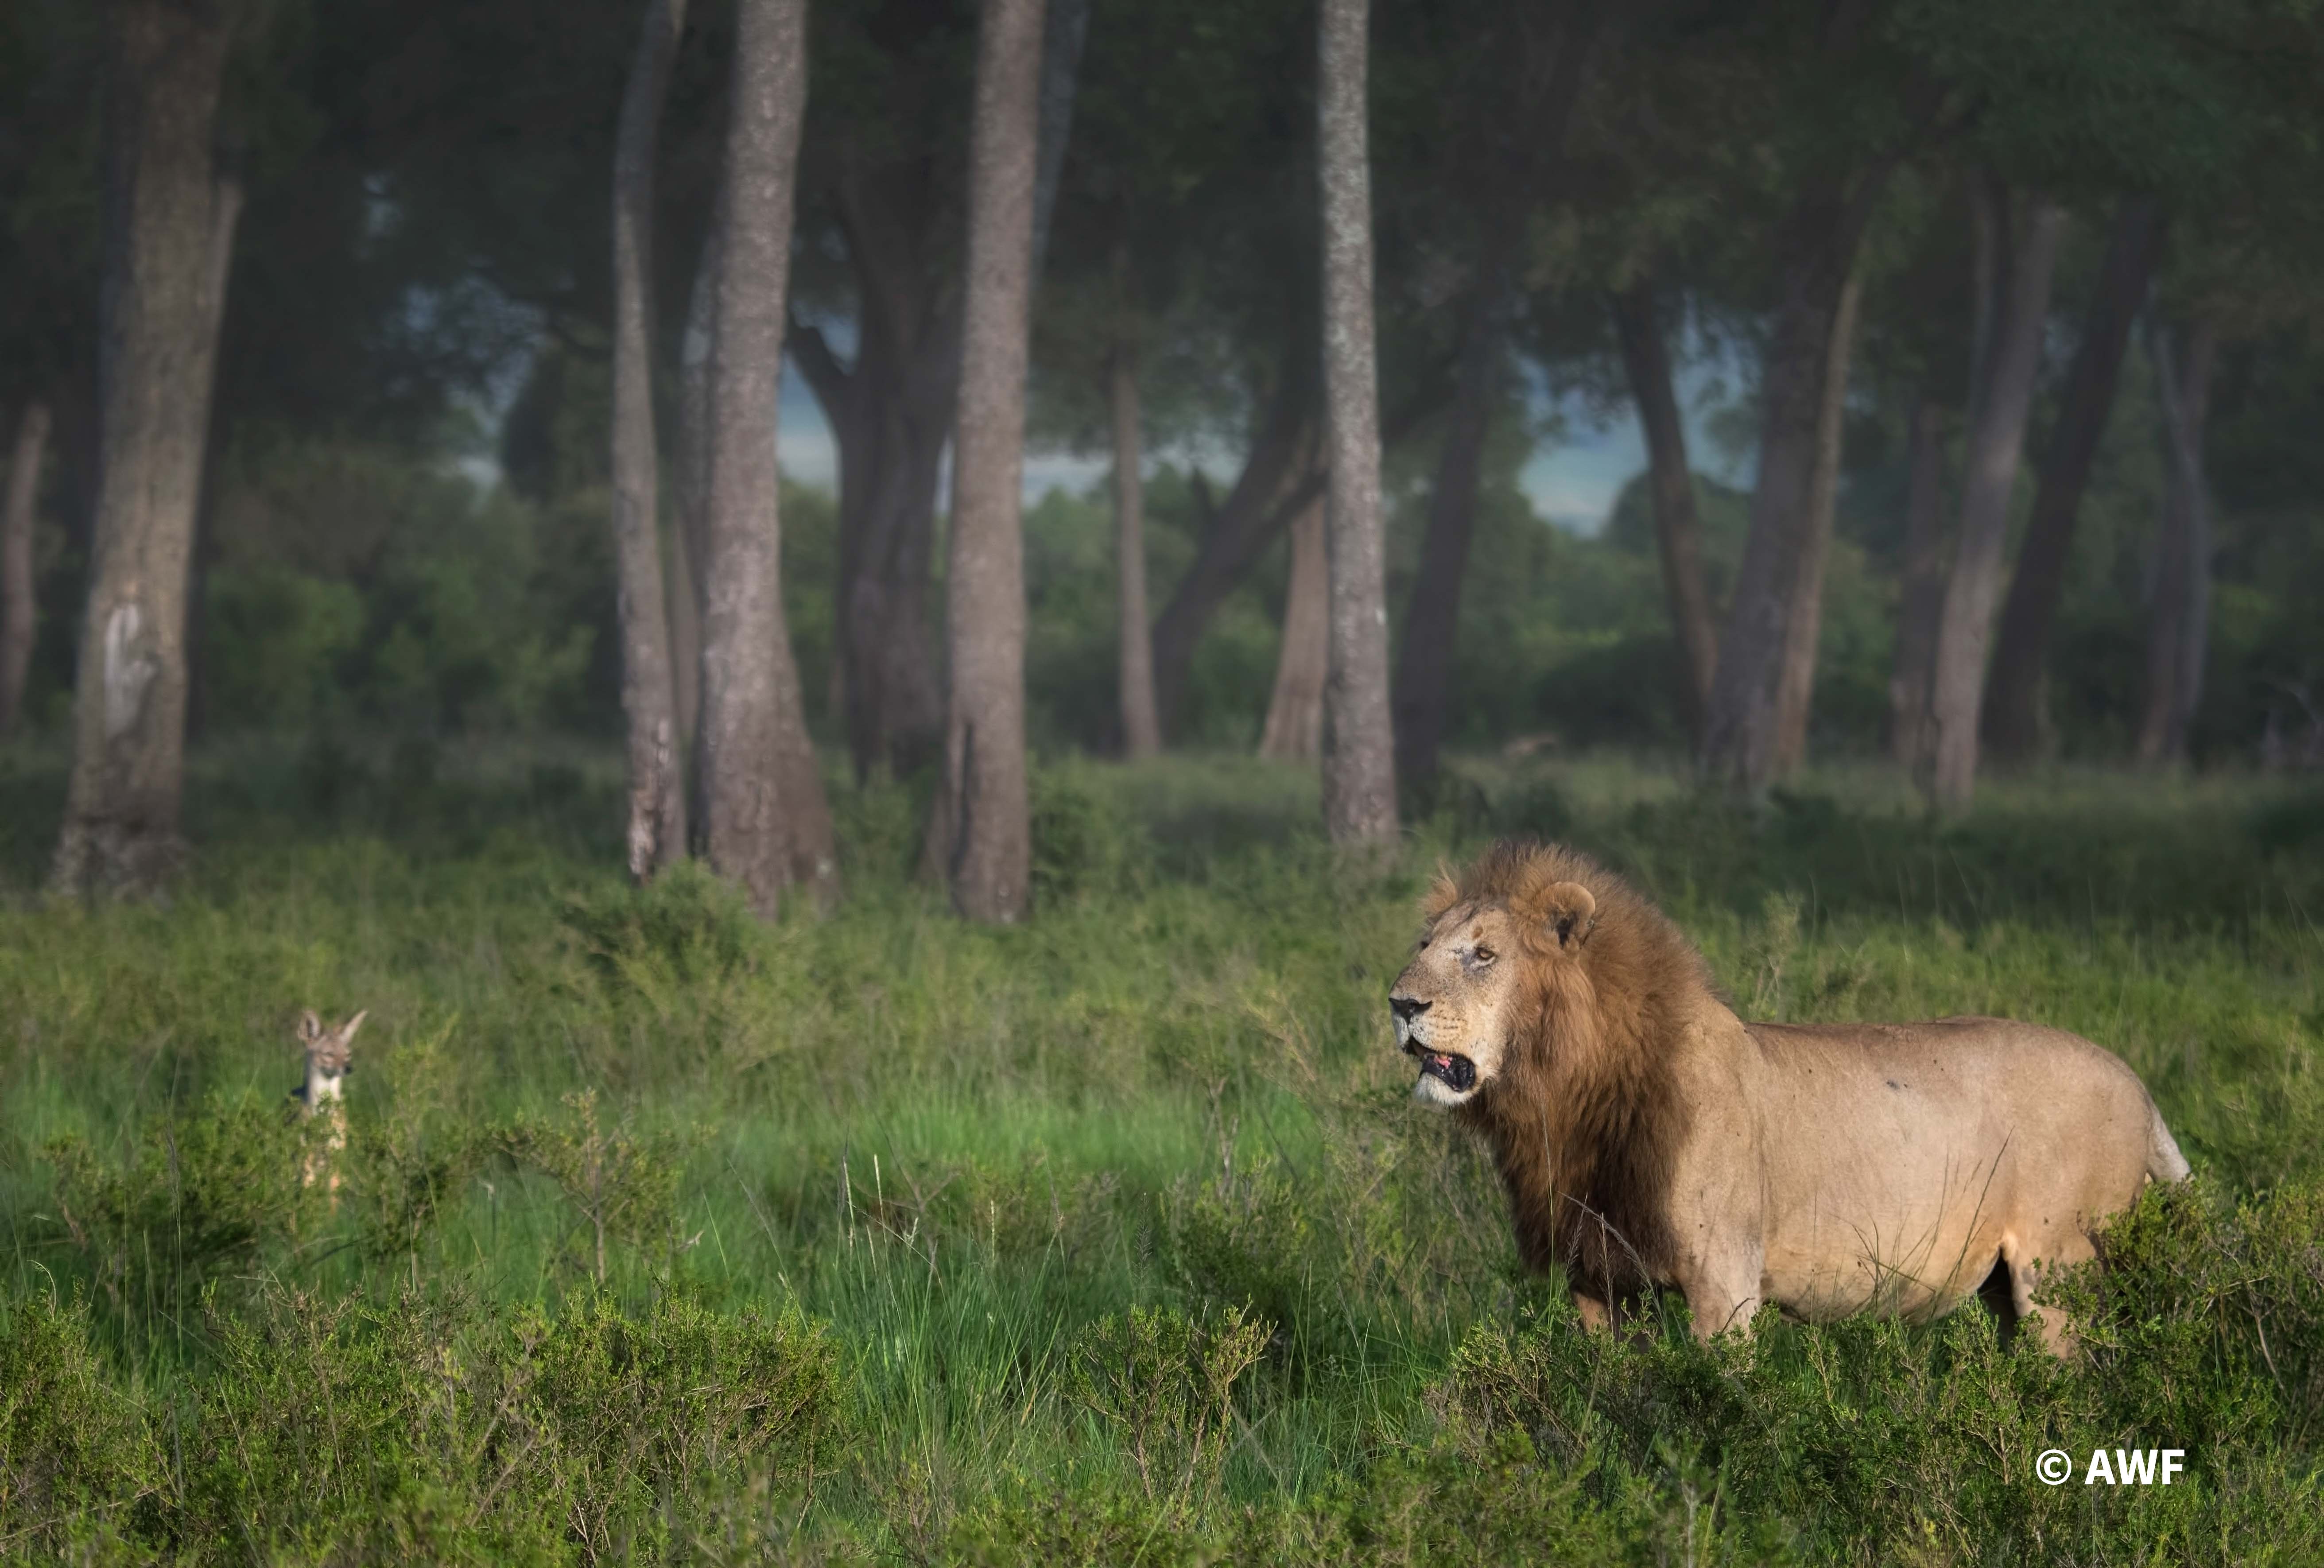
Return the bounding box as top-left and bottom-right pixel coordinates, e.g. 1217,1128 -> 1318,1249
1067,1303 -> 1271,1509
0,1292 -> 161,1559
178,1285 -> 846,1564
1029,764 -> 1153,904
44,1098 -> 324,1329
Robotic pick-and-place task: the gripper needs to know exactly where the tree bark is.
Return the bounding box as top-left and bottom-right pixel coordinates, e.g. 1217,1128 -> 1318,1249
1,401 -> 50,738
1982,198 -> 2165,765
1316,0 -> 1397,847
1923,187 -> 2064,811
796,0 -> 1083,785
1109,312 -> 1161,760
924,0 -> 1043,922
1770,264 -> 1865,776
54,0 -> 244,898
1699,179 -> 1889,797
1390,271 -> 1504,791
701,0 -> 835,916
610,0 -> 689,881
1885,394 -> 1946,769
1147,349 -> 1317,730
2135,317 -> 2215,766
1259,492 -> 1327,762
1611,283 -> 1718,743
674,186 -> 723,842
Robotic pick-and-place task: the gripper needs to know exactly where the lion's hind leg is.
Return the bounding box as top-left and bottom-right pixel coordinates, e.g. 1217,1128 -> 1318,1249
2001,1228 -> 2096,1359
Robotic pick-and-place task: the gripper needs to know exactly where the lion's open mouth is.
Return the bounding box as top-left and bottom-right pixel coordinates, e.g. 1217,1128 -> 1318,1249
1406,1044 -> 1477,1093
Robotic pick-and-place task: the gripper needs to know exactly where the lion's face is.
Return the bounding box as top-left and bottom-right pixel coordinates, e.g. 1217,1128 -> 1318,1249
1388,901 -> 1526,1108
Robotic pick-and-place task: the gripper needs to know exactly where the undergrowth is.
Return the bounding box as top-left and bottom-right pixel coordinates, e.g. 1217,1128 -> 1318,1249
0,742 -> 2317,1563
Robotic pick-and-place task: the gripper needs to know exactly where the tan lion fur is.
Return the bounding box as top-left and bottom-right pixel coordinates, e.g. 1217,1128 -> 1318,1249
1391,842 -> 2190,1354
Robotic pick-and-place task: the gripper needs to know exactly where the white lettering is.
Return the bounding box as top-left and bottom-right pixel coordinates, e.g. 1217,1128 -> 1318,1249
2161,1450 -> 2185,1485
2085,1449 -> 2116,1485
2116,1449 -> 2157,1485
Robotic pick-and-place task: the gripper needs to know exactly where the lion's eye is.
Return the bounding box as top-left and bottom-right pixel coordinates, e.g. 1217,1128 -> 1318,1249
1471,946 -> 1495,966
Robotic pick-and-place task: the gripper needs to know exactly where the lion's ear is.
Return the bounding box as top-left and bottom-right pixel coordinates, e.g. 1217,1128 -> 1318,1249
1540,881 -> 1597,950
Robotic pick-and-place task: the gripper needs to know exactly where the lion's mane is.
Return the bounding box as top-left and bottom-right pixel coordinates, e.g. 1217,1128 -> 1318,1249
1429,842 -> 1713,1297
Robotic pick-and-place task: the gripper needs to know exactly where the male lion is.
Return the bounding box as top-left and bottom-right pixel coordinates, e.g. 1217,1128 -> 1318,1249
1390,841 -> 2189,1355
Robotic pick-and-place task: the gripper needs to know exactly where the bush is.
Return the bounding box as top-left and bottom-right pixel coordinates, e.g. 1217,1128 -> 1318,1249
1030,763 -> 1154,904
1066,1303 -> 1270,1509
179,1285 -> 846,1564
44,1098 -> 325,1331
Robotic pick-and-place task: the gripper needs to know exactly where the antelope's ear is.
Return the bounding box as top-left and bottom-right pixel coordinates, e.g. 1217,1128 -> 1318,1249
298,1009 -> 323,1045
1540,882 -> 1597,949
337,1009 -> 369,1045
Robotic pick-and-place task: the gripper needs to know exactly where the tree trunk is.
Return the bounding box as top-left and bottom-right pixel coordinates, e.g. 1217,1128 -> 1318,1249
1109,323 -> 1161,760
1611,283 -> 1718,743
2136,317 -> 2216,766
1699,180 -> 1888,797
1259,492 -> 1327,762
1391,270 -> 1504,791
1147,332 -> 1318,731
1923,187 -> 2064,811
1983,197 -> 2165,765
675,186 -> 720,763
1,401 -> 50,738
700,0 -> 835,916
790,296 -> 952,784
1771,264 -> 1865,776
610,0 -> 689,881
1885,395 -> 1946,769
796,0 -> 1082,785
924,0 -> 1043,923
54,0 -> 244,898
1316,0 -> 1397,847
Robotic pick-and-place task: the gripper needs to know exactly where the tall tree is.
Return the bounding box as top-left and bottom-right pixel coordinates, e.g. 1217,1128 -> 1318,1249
700,0 -> 835,916
609,0 -> 689,880
1258,490 -> 1327,762
1980,198 -> 2165,764
672,182 -> 726,782
1315,0 -> 1395,846
1884,394 -> 1947,768
925,0 -> 1044,922
53,0 -> 247,897
1611,282 -> 1718,743
0,401 -> 47,738
1921,184 -> 2064,810
1696,7 -> 1928,798
788,0 -> 1083,783
1389,2 -> 1603,792
1107,243 -> 1161,759
2135,316 -> 2217,766
1149,342 -> 1318,728
1770,264 -> 1865,774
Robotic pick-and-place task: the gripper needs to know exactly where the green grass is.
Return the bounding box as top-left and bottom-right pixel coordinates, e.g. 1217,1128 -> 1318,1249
0,739 -> 2320,1563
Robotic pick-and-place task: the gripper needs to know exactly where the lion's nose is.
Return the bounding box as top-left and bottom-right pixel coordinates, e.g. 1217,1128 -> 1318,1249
1390,996 -> 1430,1024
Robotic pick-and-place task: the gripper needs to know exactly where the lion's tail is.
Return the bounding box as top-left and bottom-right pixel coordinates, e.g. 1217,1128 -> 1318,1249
2146,1099 -> 2192,1184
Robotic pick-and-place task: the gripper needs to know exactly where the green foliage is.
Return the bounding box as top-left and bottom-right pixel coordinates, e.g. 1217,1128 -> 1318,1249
1439,1177 -> 2324,1565
0,753 -> 2319,1560
1067,1303 -> 1270,1507
0,1292 -> 162,1560
497,1091 -> 692,1286
43,1098 -> 323,1328
1029,760 -> 1155,903
0,1284 -> 844,1564
558,858 -> 760,995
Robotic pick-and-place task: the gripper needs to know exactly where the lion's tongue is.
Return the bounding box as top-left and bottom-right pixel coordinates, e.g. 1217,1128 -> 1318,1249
1420,1052 -> 1475,1091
